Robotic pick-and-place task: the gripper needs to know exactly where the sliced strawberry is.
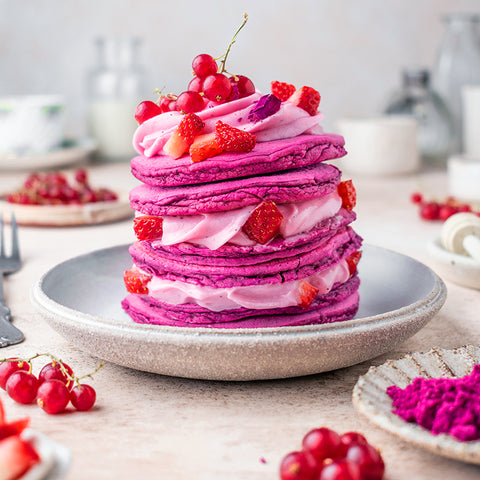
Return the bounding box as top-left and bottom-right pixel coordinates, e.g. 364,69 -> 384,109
215,120 -> 256,153
124,268 -> 152,294
288,86 -> 321,116
189,133 -> 223,163
242,200 -> 283,244
271,81 -> 296,101
346,250 -> 362,276
0,418 -> 30,442
0,435 -> 40,480
337,180 -> 356,210
133,215 -> 163,241
163,113 -> 205,159
298,280 -> 319,309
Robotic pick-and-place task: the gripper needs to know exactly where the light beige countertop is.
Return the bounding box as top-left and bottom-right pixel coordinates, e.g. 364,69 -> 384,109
0,160 -> 479,479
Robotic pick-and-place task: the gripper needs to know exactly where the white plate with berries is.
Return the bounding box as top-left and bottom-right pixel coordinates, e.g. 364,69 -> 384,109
31,243 -> 446,381
0,169 -> 132,226
0,138 -> 96,171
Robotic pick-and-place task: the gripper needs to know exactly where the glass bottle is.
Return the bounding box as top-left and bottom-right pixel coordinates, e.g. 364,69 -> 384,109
384,69 -> 455,165
433,13 -> 480,153
87,37 -> 146,161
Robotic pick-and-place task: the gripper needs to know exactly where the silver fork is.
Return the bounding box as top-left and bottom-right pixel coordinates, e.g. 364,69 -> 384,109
0,213 -> 24,346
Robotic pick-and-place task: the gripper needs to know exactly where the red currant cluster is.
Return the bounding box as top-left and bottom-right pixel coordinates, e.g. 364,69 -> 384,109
135,14 -> 255,123
410,192 -> 480,221
0,354 -> 104,414
280,427 -> 385,480
6,169 -> 118,206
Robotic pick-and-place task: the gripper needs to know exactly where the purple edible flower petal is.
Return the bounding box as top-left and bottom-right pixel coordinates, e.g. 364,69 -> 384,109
248,94 -> 281,123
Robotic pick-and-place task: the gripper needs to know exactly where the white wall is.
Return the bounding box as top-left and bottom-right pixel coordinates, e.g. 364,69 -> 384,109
1,0 -> 478,137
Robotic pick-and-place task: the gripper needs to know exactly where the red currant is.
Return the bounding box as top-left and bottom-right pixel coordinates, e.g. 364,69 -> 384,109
192,54 -> 218,79
279,450 -> 318,480
419,201 -> 440,220
344,443 -> 385,480
0,359 -> 29,390
134,100 -> 162,124
203,73 -> 233,103
410,192 -> 423,204
230,75 -> 255,98
302,427 -> 342,463
438,204 -> 458,221
188,77 -> 204,93
175,91 -> 205,114
6,371 -> 38,404
340,432 -> 368,449
319,458 -> 361,480
38,362 -> 74,390
74,168 -> 88,184
37,380 -> 70,414
70,384 -> 96,411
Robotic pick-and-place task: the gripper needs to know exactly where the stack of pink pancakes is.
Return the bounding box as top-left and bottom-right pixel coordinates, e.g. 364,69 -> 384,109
122,92 -> 362,328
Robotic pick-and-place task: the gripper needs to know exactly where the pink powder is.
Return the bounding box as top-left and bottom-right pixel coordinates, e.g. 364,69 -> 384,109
386,364 -> 480,442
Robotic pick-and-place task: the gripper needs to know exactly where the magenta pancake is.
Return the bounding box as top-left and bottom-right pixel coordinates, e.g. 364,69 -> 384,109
131,134 -> 346,188
130,162 -> 340,216
122,276 -> 359,328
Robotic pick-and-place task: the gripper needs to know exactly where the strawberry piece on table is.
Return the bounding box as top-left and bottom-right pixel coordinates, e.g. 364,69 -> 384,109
288,86 -> 321,116
271,80 -> 296,101
133,215 -> 164,241
135,101 -> 163,124
242,200 -> 283,244
124,268 -> 152,295
189,133 -> 223,163
163,113 -> 205,159
346,250 -> 362,276
215,120 -> 256,153
337,180 -> 357,210
0,418 -> 30,442
298,280 -> 319,309
0,435 -> 40,480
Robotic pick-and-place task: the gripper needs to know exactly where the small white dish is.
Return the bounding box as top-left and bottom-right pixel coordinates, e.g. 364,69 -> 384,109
427,237 -> 480,290
0,138 -> 96,171
31,244 -> 446,381
21,429 -> 71,479
0,191 -> 132,226
353,345 -> 480,464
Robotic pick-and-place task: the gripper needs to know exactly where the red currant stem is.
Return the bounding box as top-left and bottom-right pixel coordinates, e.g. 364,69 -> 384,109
75,362 -> 105,385
217,13 -> 248,74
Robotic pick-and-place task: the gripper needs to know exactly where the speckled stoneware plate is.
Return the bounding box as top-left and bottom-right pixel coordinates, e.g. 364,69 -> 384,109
427,238 -> 480,290
30,244 -> 446,381
0,191 -> 132,226
353,345 -> 480,464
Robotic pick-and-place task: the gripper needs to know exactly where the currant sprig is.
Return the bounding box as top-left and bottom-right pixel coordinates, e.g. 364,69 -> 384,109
0,354 -> 104,414
217,12 -> 248,74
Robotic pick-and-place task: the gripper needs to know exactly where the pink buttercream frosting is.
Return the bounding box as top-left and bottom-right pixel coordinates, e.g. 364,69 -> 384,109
139,191 -> 341,250
142,260 -> 350,311
133,92 -> 324,158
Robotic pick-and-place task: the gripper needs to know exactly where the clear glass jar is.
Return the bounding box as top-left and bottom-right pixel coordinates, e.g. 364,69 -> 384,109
87,37 -> 146,161
384,69 -> 455,165
433,13 -> 480,153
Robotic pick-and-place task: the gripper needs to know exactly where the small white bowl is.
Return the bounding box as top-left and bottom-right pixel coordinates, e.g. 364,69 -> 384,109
0,95 -> 65,156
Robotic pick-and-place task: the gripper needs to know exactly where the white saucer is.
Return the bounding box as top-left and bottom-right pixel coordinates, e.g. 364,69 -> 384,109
0,138 -> 96,171
427,237 -> 480,290
353,345 -> 480,464
31,244 -> 446,381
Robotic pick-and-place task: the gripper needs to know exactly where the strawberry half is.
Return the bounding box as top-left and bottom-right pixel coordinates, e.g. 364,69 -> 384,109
288,86 -> 321,116
271,81 -> 296,101
298,280 -> 319,309
215,121 -> 256,153
242,200 -> 283,244
189,133 -> 223,163
124,268 -> 152,294
337,180 -> 356,210
0,418 -> 30,441
346,250 -> 362,276
0,435 -> 40,480
133,215 -> 164,241
163,113 -> 205,159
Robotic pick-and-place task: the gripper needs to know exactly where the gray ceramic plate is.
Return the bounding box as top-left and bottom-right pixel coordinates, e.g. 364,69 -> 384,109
31,244 -> 446,381
353,346 -> 480,464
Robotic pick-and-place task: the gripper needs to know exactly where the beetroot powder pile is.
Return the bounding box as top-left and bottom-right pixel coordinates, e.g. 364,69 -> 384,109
386,364 -> 480,441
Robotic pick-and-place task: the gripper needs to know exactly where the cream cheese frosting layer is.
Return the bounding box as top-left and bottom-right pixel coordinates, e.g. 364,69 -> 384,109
142,260 -> 350,312
139,191 -> 342,250
133,92 -> 324,157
